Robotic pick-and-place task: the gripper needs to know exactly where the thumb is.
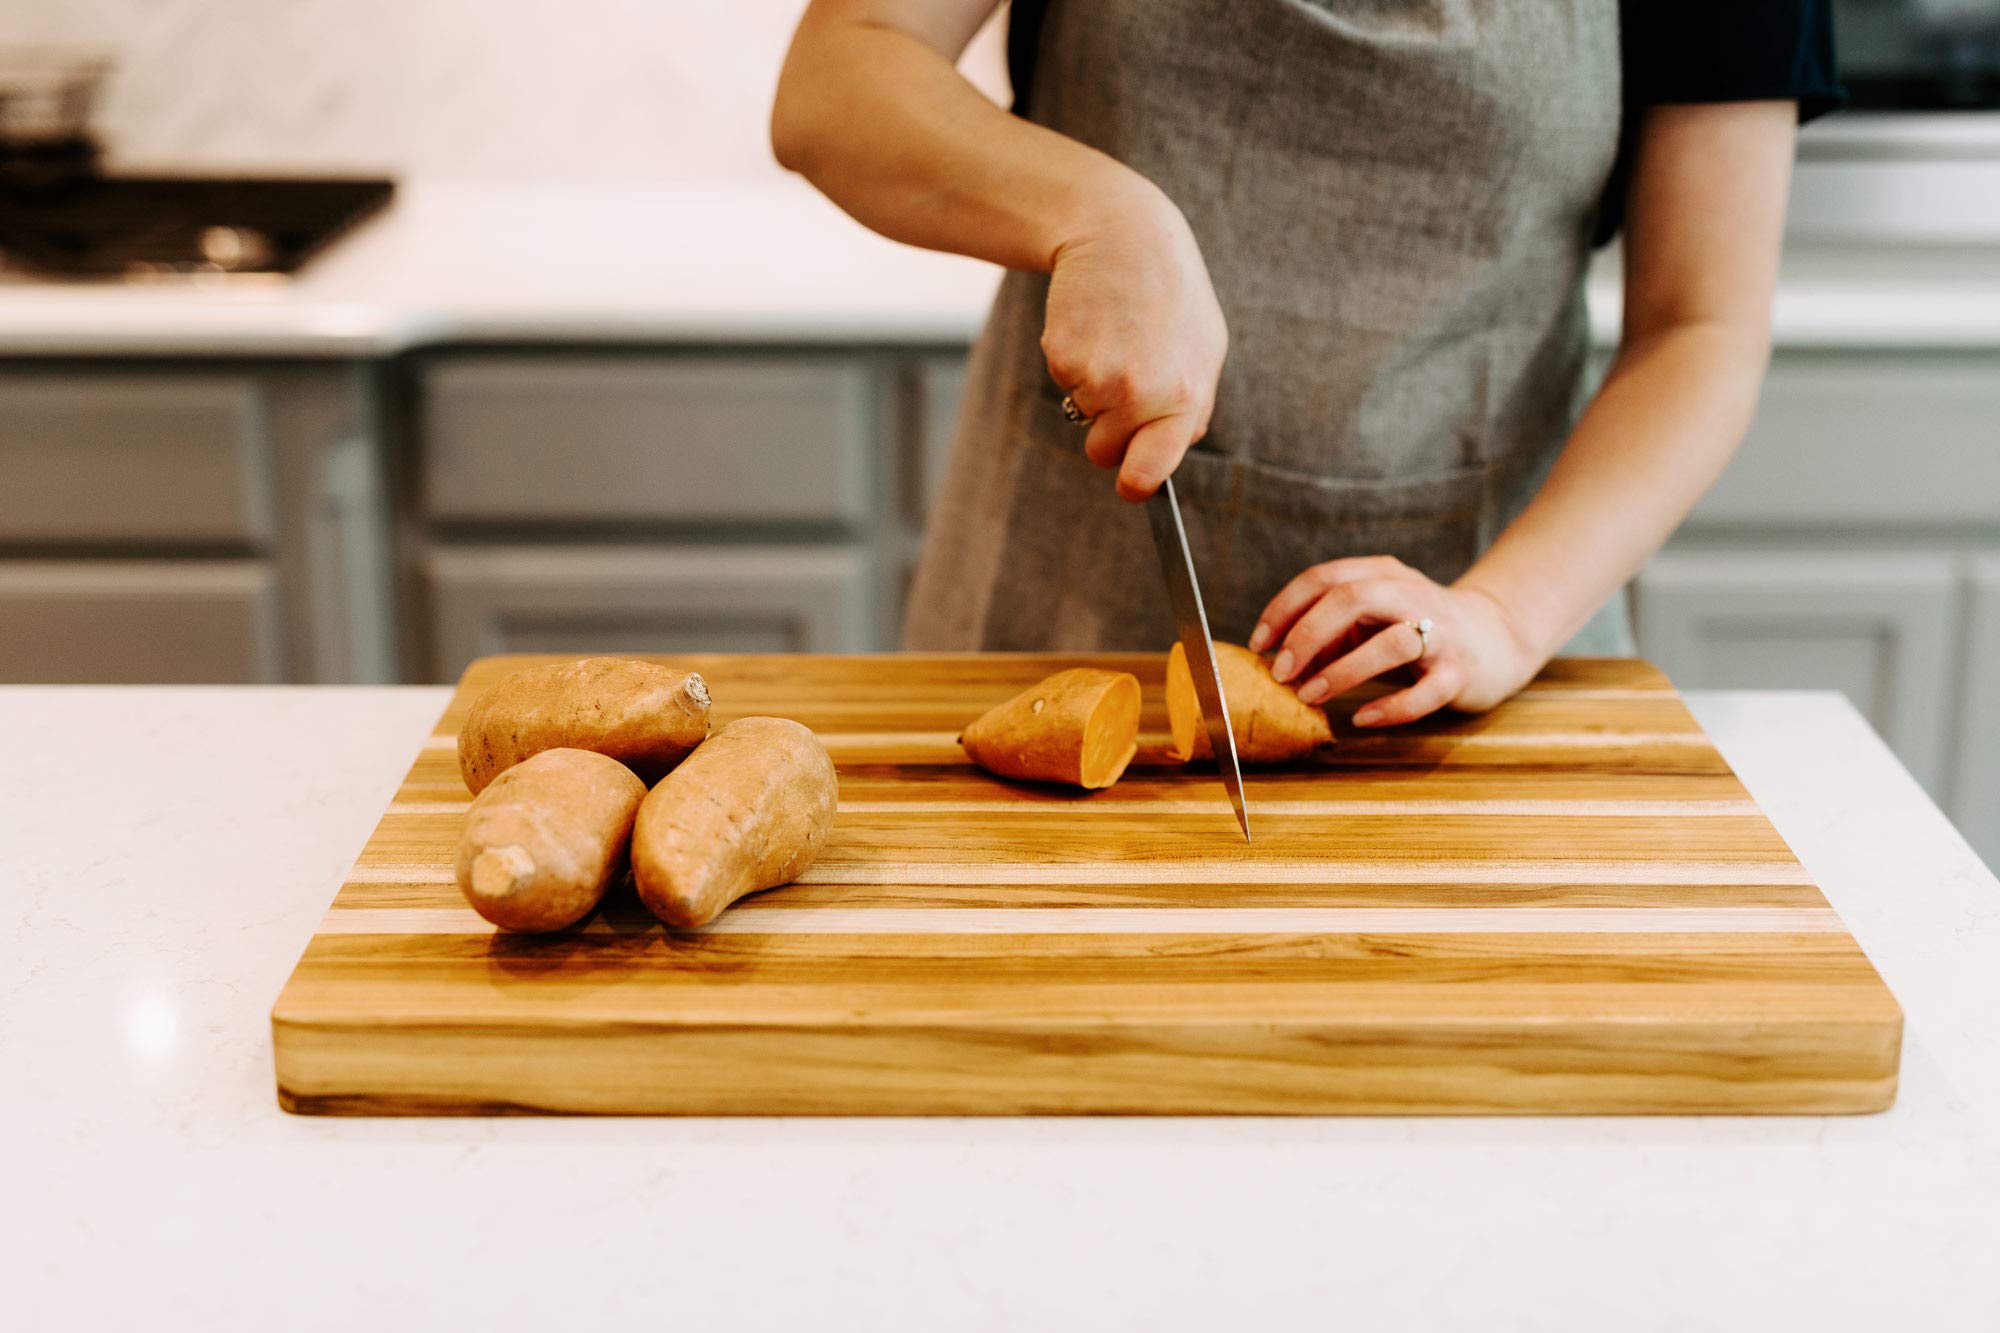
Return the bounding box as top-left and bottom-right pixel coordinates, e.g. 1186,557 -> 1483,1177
1115,415 -> 1195,502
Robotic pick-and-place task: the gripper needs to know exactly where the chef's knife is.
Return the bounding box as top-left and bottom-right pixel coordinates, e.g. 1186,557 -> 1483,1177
1146,477 -> 1250,841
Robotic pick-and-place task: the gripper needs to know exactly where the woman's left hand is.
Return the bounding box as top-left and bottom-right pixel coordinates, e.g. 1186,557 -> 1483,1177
1248,557 -> 1542,727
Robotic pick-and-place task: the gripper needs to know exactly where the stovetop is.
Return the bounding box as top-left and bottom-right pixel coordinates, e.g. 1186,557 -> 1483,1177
0,176 -> 395,281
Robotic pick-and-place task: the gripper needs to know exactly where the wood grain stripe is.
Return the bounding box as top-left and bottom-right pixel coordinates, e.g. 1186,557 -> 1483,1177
316,905 -> 1847,936
339,858 -> 1815,886
384,798 -> 1763,817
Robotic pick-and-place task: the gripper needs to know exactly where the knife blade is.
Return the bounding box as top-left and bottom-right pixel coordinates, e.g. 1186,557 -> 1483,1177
1145,477 -> 1250,841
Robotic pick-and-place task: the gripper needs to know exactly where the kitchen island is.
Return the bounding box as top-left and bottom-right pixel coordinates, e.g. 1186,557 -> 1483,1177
3,685 -> 1995,1330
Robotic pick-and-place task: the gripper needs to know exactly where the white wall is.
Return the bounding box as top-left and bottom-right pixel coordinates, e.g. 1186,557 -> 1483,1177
0,0 -> 1009,180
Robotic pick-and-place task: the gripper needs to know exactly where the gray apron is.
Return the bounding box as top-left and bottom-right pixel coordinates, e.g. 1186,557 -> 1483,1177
904,0 -> 1635,656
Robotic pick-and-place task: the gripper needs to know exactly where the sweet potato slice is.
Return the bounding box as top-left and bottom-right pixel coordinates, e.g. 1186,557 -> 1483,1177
454,747 -> 647,933
631,717 -> 839,929
458,656 -> 710,794
1166,641 -> 1334,764
959,667 -> 1142,789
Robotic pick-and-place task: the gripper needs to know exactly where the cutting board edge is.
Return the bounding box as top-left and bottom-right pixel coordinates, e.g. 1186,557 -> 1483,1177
270,1008 -> 1903,1118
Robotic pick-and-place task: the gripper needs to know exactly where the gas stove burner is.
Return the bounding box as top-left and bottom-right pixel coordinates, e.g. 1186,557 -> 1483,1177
0,176 -> 394,281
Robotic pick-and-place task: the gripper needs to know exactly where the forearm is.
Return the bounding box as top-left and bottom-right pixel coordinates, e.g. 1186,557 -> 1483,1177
771,7 -> 1164,272
1457,319 -> 1770,659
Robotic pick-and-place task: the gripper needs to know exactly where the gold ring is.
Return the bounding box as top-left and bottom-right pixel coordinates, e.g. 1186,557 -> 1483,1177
1060,393 -> 1091,425
1410,617 -> 1435,659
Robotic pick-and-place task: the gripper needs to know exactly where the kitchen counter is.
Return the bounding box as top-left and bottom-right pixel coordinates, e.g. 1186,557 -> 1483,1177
3,685 -> 1996,1329
5,179 -> 2000,357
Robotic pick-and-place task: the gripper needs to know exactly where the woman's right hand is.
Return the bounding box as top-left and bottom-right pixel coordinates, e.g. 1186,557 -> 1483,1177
1040,181 -> 1228,502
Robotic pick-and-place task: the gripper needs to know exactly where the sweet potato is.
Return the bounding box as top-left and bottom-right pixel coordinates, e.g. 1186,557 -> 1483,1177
631,717 -> 838,929
1167,640 -> 1334,764
458,656 -> 710,794
958,667 -> 1142,789
454,747 -> 647,933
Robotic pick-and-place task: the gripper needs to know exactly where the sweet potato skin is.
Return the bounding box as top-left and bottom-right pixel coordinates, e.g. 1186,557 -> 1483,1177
959,668 -> 1141,789
631,717 -> 839,929
1168,641 -> 1335,764
453,747 -> 647,933
458,657 -> 710,794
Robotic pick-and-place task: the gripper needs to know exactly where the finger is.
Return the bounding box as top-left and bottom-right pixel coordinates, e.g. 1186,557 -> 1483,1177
1295,619 -> 1426,705
1271,580 -> 1414,682
1081,408 -> 1138,470
1115,415 -> 1197,501
1249,557 -> 1407,652
1353,661 -> 1464,727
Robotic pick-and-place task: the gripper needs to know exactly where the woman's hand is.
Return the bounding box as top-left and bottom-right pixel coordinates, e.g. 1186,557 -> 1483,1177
1248,557 -> 1543,726
1041,181 -> 1228,501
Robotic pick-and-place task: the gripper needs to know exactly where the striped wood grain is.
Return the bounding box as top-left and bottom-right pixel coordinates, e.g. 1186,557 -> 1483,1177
271,654 -> 1902,1115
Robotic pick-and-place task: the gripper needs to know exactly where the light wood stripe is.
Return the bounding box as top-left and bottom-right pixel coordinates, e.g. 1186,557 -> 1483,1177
796,859 -> 1814,886
317,905 -> 1846,936
829,799 -> 1762,817
341,858 -> 1812,886
423,728 -> 1710,751
384,798 -> 1762,817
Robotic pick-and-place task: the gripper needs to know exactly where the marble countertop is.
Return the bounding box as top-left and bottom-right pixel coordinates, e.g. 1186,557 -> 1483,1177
4,180 -> 2000,357
3,684 -> 1996,1330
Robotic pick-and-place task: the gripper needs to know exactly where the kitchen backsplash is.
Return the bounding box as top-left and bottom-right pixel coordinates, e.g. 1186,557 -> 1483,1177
0,0 -> 1008,179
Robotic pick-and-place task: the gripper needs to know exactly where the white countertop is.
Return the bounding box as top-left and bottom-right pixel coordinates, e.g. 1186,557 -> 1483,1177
4,179 -> 2000,357
3,684 -> 1997,1330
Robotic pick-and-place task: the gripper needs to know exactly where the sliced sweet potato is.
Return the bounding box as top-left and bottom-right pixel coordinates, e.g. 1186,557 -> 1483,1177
959,667 -> 1141,789
1167,640 -> 1334,764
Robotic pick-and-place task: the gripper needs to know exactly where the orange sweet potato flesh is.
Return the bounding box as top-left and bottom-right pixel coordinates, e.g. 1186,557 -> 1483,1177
959,668 -> 1142,789
631,717 -> 839,929
458,656 -> 710,794
454,747 -> 647,933
1167,641 -> 1334,764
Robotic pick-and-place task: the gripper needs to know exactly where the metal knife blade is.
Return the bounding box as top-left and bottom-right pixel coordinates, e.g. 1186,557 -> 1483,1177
1145,477 -> 1250,841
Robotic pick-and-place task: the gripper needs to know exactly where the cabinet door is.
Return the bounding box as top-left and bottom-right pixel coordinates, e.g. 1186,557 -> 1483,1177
426,545 -> 876,681
1953,557 -> 2000,871
0,372 -> 273,545
422,356 -> 876,525
1635,551 -> 1958,795
0,561 -> 282,683
1696,354 -> 2000,526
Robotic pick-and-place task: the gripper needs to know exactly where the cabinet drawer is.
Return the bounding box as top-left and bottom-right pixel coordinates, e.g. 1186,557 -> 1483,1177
0,373 -> 272,545
0,560 -> 281,683
422,356 -> 876,524
1695,353 -> 2000,526
426,544 -> 876,680
1634,549 -> 1957,794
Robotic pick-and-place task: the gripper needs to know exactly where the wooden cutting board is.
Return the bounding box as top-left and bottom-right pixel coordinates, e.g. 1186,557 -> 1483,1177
272,654 -> 1902,1115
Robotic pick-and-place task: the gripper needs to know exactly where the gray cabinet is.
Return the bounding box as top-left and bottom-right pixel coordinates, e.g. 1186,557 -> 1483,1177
426,545 -> 875,680
1954,557 -> 2000,869
1697,355 -> 2000,526
1635,552 -> 1959,795
0,363 -> 397,685
0,371 -> 274,545
0,561 -> 281,684
422,355 -> 878,525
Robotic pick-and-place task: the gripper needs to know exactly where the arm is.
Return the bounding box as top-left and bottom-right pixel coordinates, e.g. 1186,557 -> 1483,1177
1251,101 -> 1798,724
772,0 -> 1226,498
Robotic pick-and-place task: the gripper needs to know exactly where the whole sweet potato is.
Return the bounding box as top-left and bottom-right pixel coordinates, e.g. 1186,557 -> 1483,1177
631,717 -> 838,928
457,657 -> 710,794
454,747 -> 647,932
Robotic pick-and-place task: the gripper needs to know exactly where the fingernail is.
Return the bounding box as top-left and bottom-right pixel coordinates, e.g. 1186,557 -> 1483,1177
1271,650 -> 1294,681
1248,624 -> 1270,652
1353,706 -> 1380,727
1297,678 -> 1329,705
